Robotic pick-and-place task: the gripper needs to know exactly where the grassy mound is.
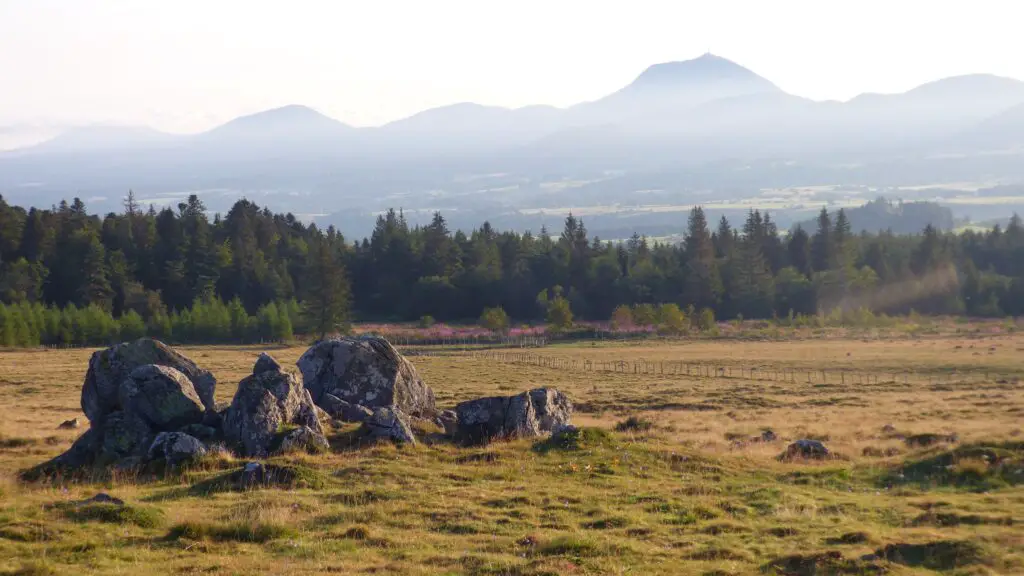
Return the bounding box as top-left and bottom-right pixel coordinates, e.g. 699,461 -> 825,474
58,502 -> 164,529
167,520 -> 297,543
761,551 -> 883,575
189,462 -> 326,495
875,540 -> 987,570
532,427 -> 615,453
889,441 -> 1024,491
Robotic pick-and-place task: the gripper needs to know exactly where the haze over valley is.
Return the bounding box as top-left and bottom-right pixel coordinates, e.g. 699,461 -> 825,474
4,55 -> 1024,238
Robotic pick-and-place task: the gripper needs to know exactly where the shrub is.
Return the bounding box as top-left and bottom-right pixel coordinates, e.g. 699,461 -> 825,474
479,306 -> 509,333
615,416 -> 655,433
631,303 -> 657,327
657,303 -> 686,334
610,305 -> 633,330
696,308 -> 716,332
417,315 -> 436,329
545,295 -> 573,331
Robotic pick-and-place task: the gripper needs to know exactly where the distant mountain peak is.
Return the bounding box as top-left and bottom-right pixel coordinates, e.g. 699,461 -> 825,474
629,54 -> 778,92
200,104 -> 353,143
219,104 -> 345,127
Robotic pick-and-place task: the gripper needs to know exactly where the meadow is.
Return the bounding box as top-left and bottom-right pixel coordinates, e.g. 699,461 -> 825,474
0,331 -> 1022,575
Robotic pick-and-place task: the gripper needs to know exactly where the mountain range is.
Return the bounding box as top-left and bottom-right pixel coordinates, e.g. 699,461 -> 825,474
2,53 -> 1024,237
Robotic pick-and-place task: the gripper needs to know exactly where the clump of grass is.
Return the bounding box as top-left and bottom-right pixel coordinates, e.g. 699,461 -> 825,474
0,521 -> 60,542
341,525 -> 370,540
0,435 -> 36,449
59,502 -> 164,529
761,551 -> 881,575
686,547 -> 749,561
825,531 -> 872,545
533,427 -> 614,453
910,510 -> 1013,527
875,540 -> 987,570
538,535 -> 600,557
904,433 -> 958,448
167,520 -> 297,543
334,488 -> 397,506
700,522 -> 748,535
3,561 -> 58,576
615,416 -> 655,433
581,516 -> 629,530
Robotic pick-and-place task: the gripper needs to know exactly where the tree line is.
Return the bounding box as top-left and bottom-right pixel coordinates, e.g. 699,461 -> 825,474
1,192 -> 1023,346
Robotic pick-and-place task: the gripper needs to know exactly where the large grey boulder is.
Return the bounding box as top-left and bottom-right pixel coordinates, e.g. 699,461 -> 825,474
528,388 -> 573,431
360,407 -> 417,444
82,338 -> 216,422
222,358 -> 325,457
455,387 -> 573,444
148,432 -> 207,467
456,392 -> 537,444
118,365 -> 206,431
297,337 -> 435,417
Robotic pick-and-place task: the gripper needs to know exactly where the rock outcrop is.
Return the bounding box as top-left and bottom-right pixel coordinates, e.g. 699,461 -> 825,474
454,388 -> 573,444
81,338 -> 216,422
26,345 -> 341,480
297,337 -> 435,417
222,357 -> 327,457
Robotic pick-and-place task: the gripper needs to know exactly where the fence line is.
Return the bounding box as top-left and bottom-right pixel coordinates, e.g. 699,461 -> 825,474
450,350 -> 1006,386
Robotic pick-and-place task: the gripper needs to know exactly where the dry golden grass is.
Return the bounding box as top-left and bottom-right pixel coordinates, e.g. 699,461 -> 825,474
0,334 -> 1022,575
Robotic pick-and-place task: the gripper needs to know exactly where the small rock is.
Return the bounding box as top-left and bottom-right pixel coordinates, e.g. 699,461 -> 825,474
552,423 -> 578,436
253,352 -> 282,375
882,423 -> 896,434
320,394 -> 374,423
361,407 -> 417,444
779,439 -> 830,460
58,418 -> 80,430
761,429 -> 778,442
179,423 -> 218,441
239,461 -> 265,487
436,409 -> 459,436
148,432 -> 207,467
276,426 -> 330,454
77,493 -> 125,507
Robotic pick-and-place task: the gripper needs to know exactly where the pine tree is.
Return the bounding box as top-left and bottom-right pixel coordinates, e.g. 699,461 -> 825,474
811,207 -> 834,272
787,226 -> 811,277
80,236 -> 114,312
684,207 -> 723,309
303,235 -> 351,339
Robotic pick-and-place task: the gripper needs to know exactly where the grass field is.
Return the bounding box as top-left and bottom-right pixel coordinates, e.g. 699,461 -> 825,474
1,332 -> 1023,575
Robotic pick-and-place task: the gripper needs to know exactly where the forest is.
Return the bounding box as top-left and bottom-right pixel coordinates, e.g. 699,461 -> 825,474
1,192 -> 1023,347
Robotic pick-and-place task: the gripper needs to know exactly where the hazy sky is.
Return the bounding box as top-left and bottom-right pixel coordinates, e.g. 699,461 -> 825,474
1,0 -> 1021,132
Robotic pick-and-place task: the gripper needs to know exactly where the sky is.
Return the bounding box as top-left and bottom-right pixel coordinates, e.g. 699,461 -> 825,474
0,0 -> 1021,133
